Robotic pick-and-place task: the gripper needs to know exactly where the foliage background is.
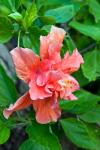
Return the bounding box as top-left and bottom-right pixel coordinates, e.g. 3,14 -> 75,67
0,0 -> 100,150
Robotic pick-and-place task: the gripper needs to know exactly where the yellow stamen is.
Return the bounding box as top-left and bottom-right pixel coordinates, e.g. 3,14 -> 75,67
58,79 -> 72,88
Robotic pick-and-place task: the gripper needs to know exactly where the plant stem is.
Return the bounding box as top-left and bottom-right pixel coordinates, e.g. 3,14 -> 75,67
18,30 -> 21,47
80,42 -> 96,54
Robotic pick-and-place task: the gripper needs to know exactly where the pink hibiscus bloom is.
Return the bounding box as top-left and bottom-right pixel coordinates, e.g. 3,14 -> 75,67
3,26 -> 84,124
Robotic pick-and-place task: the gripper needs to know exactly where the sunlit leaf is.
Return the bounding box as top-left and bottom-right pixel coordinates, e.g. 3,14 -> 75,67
0,122 -> 10,144
23,3 -> 38,29
8,12 -> 23,22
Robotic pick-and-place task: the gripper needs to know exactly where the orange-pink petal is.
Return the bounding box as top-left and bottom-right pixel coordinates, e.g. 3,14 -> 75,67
32,95 -> 61,124
67,93 -> 77,100
29,80 -> 52,100
62,49 -> 84,74
40,26 -> 66,62
3,92 -> 32,119
10,47 -> 40,83
40,36 -> 49,59
59,74 -> 79,100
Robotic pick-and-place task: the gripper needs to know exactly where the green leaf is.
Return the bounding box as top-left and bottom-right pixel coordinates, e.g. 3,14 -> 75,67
0,64 -> 17,106
88,0 -> 100,23
69,21 -> 100,41
73,69 -> 89,87
0,123 -> 10,144
0,0 -> 15,12
60,89 -> 100,114
0,5 -> 11,15
23,27 -> 46,54
23,34 -> 40,54
0,0 -> 22,11
36,0 -> 71,9
23,4 -> 38,30
19,139 -> 41,150
39,16 -> 56,25
8,12 -> 23,22
0,16 -> 13,43
41,25 -> 52,32
19,123 -> 61,150
23,34 -> 33,49
79,106 -> 100,123
65,36 -> 76,53
60,118 -> 100,150
36,0 -> 72,10
45,5 -> 75,23
81,50 -> 100,81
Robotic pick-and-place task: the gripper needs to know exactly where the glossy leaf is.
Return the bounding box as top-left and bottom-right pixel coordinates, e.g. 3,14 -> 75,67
60,118 -> 100,150
79,106 -> 100,123
0,64 -> 17,106
60,89 -> 100,114
81,50 -> 100,81
69,21 -> 100,41
19,123 -> 61,150
45,5 -> 75,23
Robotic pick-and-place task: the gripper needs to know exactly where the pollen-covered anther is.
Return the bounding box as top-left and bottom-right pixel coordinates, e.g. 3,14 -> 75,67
58,79 -> 73,89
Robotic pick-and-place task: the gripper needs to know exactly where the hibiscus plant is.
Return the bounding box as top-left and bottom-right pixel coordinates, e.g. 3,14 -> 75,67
0,0 -> 100,150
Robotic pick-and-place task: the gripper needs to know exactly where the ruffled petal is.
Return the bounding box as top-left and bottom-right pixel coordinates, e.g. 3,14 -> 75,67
32,95 -> 61,124
10,47 -> 40,83
40,26 -> 66,62
43,70 -> 63,92
29,80 -> 52,100
3,92 -> 32,119
62,49 -> 84,74
29,70 -> 63,100
40,36 -> 49,59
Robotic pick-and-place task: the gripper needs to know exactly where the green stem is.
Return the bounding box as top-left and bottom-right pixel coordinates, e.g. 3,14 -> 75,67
9,121 -> 31,128
18,30 -> 21,47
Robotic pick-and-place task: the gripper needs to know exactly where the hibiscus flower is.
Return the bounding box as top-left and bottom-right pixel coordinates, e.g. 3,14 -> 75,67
3,26 -> 84,124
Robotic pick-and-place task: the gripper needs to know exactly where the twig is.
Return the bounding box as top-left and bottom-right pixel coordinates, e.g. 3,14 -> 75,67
80,43 -> 96,54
